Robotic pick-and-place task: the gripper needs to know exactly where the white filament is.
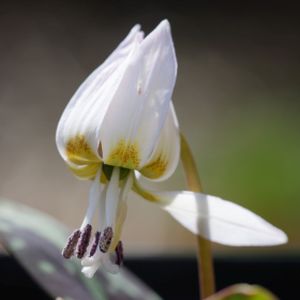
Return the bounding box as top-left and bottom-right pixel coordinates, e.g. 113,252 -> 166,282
105,167 -> 120,227
120,171 -> 133,202
80,168 -> 103,230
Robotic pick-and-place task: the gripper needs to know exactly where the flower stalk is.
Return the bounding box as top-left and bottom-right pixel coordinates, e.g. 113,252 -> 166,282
180,133 -> 215,299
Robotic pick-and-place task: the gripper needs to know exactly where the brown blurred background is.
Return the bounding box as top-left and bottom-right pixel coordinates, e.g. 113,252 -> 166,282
0,1 -> 299,256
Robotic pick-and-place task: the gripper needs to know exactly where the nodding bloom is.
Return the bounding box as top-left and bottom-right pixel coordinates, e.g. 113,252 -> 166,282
56,20 -> 287,278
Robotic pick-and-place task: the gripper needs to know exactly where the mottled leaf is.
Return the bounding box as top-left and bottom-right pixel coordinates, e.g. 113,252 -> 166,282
0,198 -> 161,300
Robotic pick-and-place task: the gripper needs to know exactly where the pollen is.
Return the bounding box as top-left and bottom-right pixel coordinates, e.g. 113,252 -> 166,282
115,241 -> 124,266
62,229 -> 81,259
76,224 -> 92,259
89,231 -> 101,257
66,135 -> 100,165
99,227 -> 113,253
106,139 -> 140,169
140,154 -> 168,179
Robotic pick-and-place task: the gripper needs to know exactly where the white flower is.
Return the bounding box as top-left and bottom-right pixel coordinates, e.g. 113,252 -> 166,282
56,20 -> 287,278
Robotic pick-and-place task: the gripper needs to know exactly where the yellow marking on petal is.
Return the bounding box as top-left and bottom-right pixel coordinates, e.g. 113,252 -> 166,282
106,139 -> 140,169
68,163 -> 101,180
66,135 -> 100,165
140,155 -> 168,179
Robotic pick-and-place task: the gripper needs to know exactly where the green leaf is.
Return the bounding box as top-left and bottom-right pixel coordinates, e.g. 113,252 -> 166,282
205,284 -> 278,300
0,198 -> 161,300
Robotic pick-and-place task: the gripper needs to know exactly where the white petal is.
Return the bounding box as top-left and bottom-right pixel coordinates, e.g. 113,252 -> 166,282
100,19 -> 177,169
139,101 -> 180,181
130,190 -> 288,246
56,24 -> 143,166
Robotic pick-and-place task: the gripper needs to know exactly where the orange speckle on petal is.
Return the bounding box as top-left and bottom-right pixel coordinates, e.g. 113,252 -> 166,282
106,139 -> 140,169
140,155 -> 168,179
66,135 -> 100,165
65,135 -> 101,180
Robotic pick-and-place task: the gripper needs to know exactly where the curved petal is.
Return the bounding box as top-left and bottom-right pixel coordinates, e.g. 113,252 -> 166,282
100,20 -> 177,170
67,161 -> 101,180
56,24 -> 144,167
130,190 -> 288,246
139,101 -> 180,181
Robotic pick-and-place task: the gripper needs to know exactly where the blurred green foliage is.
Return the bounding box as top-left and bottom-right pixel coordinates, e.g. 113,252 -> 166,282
189,101 -> 300,250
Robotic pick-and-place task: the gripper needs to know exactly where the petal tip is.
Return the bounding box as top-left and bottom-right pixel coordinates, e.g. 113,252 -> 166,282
261,225 -> 288,246
155,19 -> 171,37
275,230 -> 288,245
149,19 -> 171,38
159,19 -> 171,30
131,24 -> 142,33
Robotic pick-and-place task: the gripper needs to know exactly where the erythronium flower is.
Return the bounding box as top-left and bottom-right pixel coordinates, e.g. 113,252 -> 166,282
56,20 -> 287,278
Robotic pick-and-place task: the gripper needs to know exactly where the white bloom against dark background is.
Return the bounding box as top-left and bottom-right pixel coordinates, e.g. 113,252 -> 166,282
56,20 -> 287,278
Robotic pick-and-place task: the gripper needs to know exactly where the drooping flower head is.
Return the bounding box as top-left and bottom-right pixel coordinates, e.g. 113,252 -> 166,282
56,20 -> 179,276
56,20 -> 287,278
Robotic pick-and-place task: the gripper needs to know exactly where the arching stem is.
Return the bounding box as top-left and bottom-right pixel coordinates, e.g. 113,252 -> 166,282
180,133 -> 215,299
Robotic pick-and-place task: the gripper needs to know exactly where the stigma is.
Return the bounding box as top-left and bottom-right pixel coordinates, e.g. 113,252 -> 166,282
61,165 -> 132,276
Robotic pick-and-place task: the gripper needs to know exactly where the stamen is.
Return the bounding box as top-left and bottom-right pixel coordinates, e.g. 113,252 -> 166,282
81,175 -> 102,229
76,224 -> 92,258
120,171 -> 133,201
89,231 -> 101,257
62,229 -> 81,259
99,227 -> 113,253
97,186 -> 107,232
115,241 -> 124,266
105,167 -> 120,228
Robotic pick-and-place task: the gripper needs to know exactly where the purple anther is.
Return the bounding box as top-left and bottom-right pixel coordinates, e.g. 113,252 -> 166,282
115,241 -> 124,266
62,229 -> 81,259
76,224 -> 92,259
99,227 -> 113,253
89,231 -> 101,257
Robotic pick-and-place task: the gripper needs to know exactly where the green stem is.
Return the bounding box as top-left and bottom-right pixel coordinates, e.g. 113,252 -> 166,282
180,133 -> 215,299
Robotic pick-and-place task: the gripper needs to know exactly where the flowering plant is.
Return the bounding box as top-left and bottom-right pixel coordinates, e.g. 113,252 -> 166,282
56,19 -> 287,298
